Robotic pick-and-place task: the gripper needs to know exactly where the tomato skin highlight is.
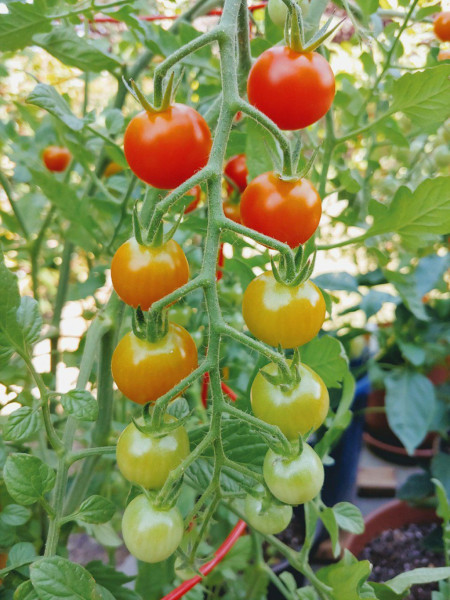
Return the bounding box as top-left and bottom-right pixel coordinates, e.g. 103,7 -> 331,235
122,495 -> 184,563
111,238 -> 189,311
104,162 -> 123,177
240,172 -> 321,248
116,416 -> 190,489
434,12 -> 450,42
242,272 -> 326,349
224,154 -> 248,193
42,146 -> 71,172
184,185 -> 202,214
124,105 -> 212,189
111,324 -> 198,405
263,444 -> 324,505
244,494 -> 292,535
251,361 -> 329,440
223,199 -> 242,223
247,47 -> 335,130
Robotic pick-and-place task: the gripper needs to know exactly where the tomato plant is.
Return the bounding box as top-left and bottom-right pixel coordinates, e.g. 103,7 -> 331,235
240,171 -> 321,247
121,494 -> 184,563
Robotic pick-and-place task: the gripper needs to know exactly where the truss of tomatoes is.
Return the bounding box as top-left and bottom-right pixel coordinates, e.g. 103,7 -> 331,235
109,36 -> 335,570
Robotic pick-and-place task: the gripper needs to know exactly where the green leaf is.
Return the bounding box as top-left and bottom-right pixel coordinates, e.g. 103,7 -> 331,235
333,502 -> 364,534
14,580 -> 40,600
368,177 -> 450,249
30,557 -> 98,600
384,370 -> 435,455
0,505 -> 31,527
319,507 -> 340,557
16,297 -> 42,346
313,272 -> 359,292
432,452 -> 450,498
167,397 -> 190,420
3,407 -> 41,442
27,84 -> 85,132
385,567 -> 450,594
316,554 -> 373,600
245,119 -> 279,179
0,253 -> 24,361
432,478 -> 450,521
85,561 -> 137,600
0,2 -> 52,51
60,390 -> 98,422
77,496 -> 115,525
3,454 -> 56,506
389,65 -> 450,127
34,28 -> 122,73
301,335 -> 349,388
397,472 -> 434,502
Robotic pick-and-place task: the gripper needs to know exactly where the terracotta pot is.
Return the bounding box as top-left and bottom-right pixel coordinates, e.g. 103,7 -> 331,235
346,500 -> 439,557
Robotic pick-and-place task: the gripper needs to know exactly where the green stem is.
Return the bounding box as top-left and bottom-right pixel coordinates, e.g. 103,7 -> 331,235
316,232 -> 368,251
0,170 -> 29,239
50,241 -> 73,377
107,176 -> 138,252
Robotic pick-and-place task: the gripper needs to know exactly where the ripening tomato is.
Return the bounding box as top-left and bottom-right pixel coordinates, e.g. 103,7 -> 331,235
224,154 -> 248,193
116,415 -> 189,489
223,199 -> 241,223
104,162 -> 123,177
263,444 -> 324,505
240,172 -> 321,247
111,238 -> 189,311
184,185 -> 202,214
42,146 -> 71,172
242,272 -> 326,349
124,105 -> 212,189
247,47 -> 335,130
111,323 -> 198,405
438,49 -> 450,61
122,494 -> 184,563
244,494 -> 292,534
434,12 -> 450,42
251,361 -> 329,440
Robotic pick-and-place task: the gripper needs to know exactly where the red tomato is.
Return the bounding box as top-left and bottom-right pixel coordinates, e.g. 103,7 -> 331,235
111,323 -> 198,405
438,49 -> 450,61
111,238 -> 189,310
184,185 -> 202,214
104,162 -> 123,177
247,47 -> 335,130
223,199 -> 242,223
42,146 -> 71,172
434,12 -> 450,42
124,105 -> 212,189
240,171 -> 321,247
224,154 -> 248,193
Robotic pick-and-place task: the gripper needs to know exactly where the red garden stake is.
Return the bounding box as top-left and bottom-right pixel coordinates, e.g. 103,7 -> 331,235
160,520 -> 247,600
201,372 -> 210,408
216,243 -> 225,281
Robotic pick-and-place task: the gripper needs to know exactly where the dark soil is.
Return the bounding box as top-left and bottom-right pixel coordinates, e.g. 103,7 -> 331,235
264,511 -> 305,567
359,522 -> 445,600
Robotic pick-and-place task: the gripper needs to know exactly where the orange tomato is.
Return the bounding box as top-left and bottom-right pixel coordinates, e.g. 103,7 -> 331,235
434,12 -> 450,42
42,146 -> 71,172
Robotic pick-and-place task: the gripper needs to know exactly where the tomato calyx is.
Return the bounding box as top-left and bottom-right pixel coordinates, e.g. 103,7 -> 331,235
260,348 -> 303,393
286,6 -> 345,53
272,239 -> 317,287
132,304 -> 169,343
125,71 -> 180,113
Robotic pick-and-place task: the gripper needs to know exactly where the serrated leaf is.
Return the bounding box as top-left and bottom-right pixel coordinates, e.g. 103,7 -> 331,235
333,502 -> 364,534
4,407 -> 41,442
85,561 -> 137,600
0,2 -> 52,51
30,557 -> 97,600
301,335 -> 349,388
385,567 -> 450,594
389,65 -> 450,127
34,28 -> 122,73
316,556 -> 372,600
16,297 -> 42,346
313,272 -> 358,292
385,370 -> 435,455
60,390 -> 98,422
27,84 -> 84,131
368,177 -> 450,249
432,478 -> 450,521
14,580 -> 40,600
3,454 -> 56,506
0,504 -> 31,527
166,397 -> 190,420
78,496 -> 115,524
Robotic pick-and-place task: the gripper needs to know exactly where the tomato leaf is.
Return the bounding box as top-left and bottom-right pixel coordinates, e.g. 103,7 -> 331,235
0,2 -> 52,51
77,496 -> 115,525
316,553 -> 372,600
3,406 -> 41,442
60,390 -> 98,422
3,454 -> 56,506
0,504 -> 31,527
301,335 -> 349,388
384,369 -> 435,455
27,84 -> 85,132
332,502 -> 364,534
30,556 -> 98,600
13,580 -> 40,600
384,567 -> 450,595
368,177 -> 450,249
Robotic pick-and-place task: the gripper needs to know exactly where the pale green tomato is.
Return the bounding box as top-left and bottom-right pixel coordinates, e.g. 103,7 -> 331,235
263,443 -> 324,505
122,494 -> 184,563
251,361 -> 329,440
116,415 -> 190,489
268,0 -> 309,28
174,557 -> 197,580
244,494 -> 293,534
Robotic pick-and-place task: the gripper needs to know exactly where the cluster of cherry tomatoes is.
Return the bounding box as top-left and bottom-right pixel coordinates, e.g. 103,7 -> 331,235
434,11 -> 450,61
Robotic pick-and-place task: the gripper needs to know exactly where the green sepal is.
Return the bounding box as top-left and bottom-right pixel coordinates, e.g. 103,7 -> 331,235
131,306 -> 146,340
132,203 -> 145,246
288,5 -> 305,53
303,17 -> 346,53
146,307 -> 169,343
297,146 -> 321,180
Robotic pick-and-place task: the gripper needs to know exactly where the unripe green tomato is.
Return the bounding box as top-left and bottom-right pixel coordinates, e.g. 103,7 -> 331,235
268,0 -> 309,28
116,415 -> 190,489
174,557 -> 197,580
122,494 -> 184,563
251,361 -> 329,440
263,443 -> 324,505
244,494 -> 293,534
434,145 -> 450,169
